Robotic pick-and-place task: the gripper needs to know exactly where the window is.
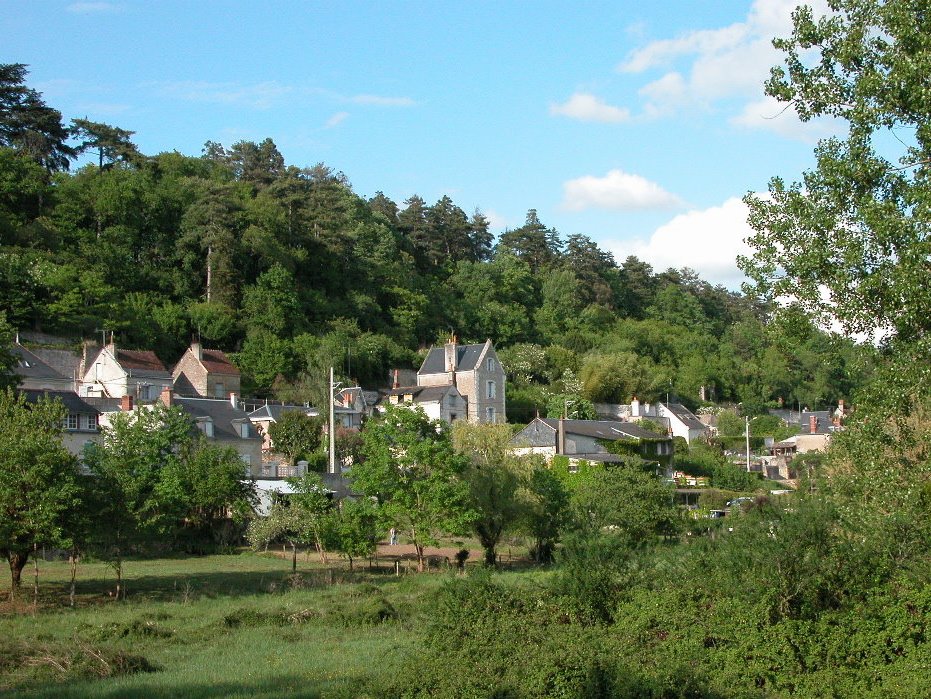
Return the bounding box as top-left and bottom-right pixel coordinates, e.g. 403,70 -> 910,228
214,382 -> 225,398
84,413 -> 98,431
486,357 -> 496,372
64,414 -> 79,430
240,423 -> 251,438
198,419 -> 214,438
486,381 -> 496,399
486,407 -> 495,423
450,413 -> 458,422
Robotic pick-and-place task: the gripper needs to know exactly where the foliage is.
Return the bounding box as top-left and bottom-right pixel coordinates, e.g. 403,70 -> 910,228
352,405 -> 475,571
452,422 -> 527,566
266,410 -> 324,464
0,389 -> 79,594
519,460 -> 570,563
544,392 -> 597,420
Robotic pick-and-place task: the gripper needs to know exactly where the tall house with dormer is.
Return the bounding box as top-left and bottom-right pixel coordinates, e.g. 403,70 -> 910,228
417,338 -> 506,424
172,340 -> 241,399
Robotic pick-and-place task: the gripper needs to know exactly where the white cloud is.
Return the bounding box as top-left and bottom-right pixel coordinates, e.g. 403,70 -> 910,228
350,94 -> 415,107
150,80 -> 293,109
67,2 -> 121,13
325,111 -> 350,128
482,209 -> 509,232
617,0 -> 830,128
606,197 -> 755,288
549,93 -> 630,123
561,169 -> 683,211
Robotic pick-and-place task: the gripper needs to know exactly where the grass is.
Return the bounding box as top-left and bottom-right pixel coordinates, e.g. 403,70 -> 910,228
0,550 -> 457,698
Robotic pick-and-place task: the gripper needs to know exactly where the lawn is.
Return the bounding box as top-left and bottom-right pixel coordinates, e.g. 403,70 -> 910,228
0,550 -> 455,698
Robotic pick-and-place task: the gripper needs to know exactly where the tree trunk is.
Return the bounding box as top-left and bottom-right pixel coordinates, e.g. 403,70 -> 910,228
414,543 -> 425,573
32,542 -> 39,609
69,549 -> 78,608
483,546 -> 497,567
7,549 -> 28,598
291,543 -> 297,573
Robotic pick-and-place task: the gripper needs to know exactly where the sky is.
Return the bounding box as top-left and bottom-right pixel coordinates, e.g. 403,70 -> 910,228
3,0 -> 837,289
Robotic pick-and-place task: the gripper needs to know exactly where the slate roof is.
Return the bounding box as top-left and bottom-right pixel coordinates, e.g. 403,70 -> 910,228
664,403 -> 707,431
20,389 -> 99,415
537,418 -> 669,441
248,403 -> 319,422
381,385 -> 458,404
12,345 -> 68,382
30,348 -> 81,379
800,410 -> 834,435
176,396 -> 258,441
418,342 -> 488,375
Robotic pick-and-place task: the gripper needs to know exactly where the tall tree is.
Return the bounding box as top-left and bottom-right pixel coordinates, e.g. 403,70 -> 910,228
353,405 -> 475,571
496,209 -> 562,273
741,0 -> 931,343
0,390 -> 80,598
0,64 -> 73,171
70,118 -> 141,170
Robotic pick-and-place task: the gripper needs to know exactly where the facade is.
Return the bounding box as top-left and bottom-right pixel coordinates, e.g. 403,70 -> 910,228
334,387 -> 377,429
172,340 -> 241,399
20,389 -> 102,460
164,390 -> 263,477
416,338 -> 506,424
511,417 -> 675,471
379,384 -> 468,423
79,343 -> 173,401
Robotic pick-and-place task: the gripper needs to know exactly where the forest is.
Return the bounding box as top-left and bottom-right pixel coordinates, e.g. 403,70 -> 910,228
0,62 -> 870,418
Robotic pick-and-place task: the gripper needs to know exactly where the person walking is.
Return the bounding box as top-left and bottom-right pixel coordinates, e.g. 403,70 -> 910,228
389,527 -> 397,545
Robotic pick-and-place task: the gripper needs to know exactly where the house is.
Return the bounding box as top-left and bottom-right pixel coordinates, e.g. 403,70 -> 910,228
160,389 -> 263,477
596,398 -> 710,444
511,417 -> 675,472
416,337 -> 506,424
12,344 -> 75,392
334,386 -> 377,429
378,384 -> 468,424
79,341 -> 173,402
172,340 -> 241,399
20,389 -> 102,461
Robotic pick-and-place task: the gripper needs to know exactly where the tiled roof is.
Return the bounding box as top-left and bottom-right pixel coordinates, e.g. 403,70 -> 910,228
200,349 -> 240,375
116,349 -> 168,373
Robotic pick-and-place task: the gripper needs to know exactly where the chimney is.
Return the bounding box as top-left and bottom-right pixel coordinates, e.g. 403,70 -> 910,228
445,336 -> 458,373
809,415 -> 818,434
229,392 -> 238,409
557,417 -> 566,455
120,394 -> 133,411
192,339 -> 202,361
160,386 -> 173,407
392,369 -> 400,389
631,396 -> 640,417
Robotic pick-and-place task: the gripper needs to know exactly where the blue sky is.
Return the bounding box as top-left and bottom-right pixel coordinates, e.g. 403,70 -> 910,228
3,0 -> 835,288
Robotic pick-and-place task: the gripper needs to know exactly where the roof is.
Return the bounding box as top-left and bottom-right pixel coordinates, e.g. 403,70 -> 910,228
537,418 -> 670,441
20,389 -> 99,415
418,341 -> 490,375
175,396 -> 258,441
381,385 -> 458,404
800,410 -> 834,435
12,345 -> 68,381
663,403 -> 707,431
115,348 -> 167,373
199,348 -> 240,375
247,403 -> 319,422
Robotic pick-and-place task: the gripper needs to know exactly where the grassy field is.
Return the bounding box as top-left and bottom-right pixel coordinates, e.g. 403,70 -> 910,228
0,550 -> 463,698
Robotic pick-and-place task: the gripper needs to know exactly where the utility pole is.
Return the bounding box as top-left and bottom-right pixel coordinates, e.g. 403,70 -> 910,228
745,415 -> 751,473
328,366 -> 336,474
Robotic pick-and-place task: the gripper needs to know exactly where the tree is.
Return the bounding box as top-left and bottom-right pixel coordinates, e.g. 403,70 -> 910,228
328,497 -> 379,570
740,1 -> 931,343
353,405 -> 475,571
452,422 -> 526,567
0,390 -> 80,599
519,461 -> 570,563
247,471 -> 333,570
85,404 -> 193,599
0,64 -> 73,171
267,410 -> 325,465
70,118 -> 140,171
496,209 -> 562,273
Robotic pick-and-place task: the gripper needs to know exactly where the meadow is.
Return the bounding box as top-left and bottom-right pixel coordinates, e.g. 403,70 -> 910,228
0,550 -> 460,698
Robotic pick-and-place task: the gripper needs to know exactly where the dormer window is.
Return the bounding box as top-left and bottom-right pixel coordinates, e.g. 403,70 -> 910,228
197,419 -> 214,438
64,414 -> 79,430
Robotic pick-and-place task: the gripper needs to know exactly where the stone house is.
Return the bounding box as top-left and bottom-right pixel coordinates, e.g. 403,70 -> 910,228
379,384 -> 468,424
172,340 -> 241,399
79,342 -> 173,402
416,337 -> 506,424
